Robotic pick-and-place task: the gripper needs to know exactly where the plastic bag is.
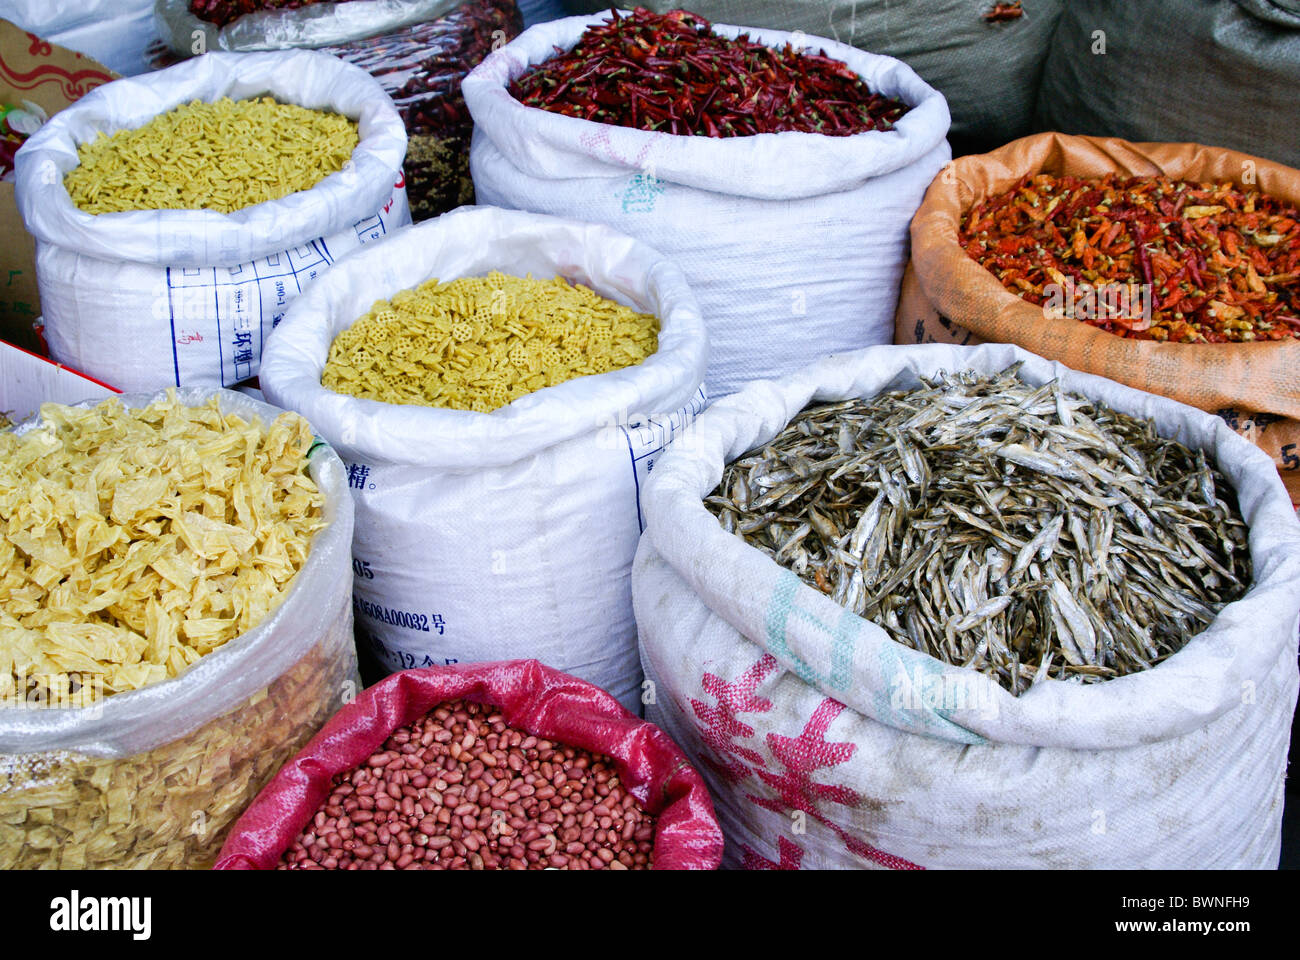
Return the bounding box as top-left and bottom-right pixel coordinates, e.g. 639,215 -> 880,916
902,132 -> 1300,499
0,387 -> 359,869
14,50 -> 410,392
156,0 -> 461,51
157,0 -> 523,222
214,659 -> 724,869
464,14 -> 950,398
260,205 -> 707,713
634,341 -> 1300,868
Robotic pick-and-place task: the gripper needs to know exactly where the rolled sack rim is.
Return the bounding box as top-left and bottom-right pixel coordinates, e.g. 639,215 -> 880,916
0,386 -> 355,758
259,204 -> 709,470
461,12 -> 952,200
14,49 -> 409,267
908,132 -> 1300,416
639,341 -> 1300,750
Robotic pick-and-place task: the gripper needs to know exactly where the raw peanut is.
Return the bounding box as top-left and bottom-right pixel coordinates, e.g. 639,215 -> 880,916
277,699 -> 657,871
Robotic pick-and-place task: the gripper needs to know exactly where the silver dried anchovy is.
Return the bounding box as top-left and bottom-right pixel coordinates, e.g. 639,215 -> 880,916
705,364 -> 1252,695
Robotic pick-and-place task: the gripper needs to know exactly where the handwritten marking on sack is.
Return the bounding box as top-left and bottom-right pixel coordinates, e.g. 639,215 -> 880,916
159,209 -> 392,386
0,298 -> 34,317
1215,408 -> 1283,434
365,630 -> 458,672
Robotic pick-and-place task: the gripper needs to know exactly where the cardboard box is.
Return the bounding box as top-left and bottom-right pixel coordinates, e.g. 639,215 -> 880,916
0,337 -> 119,427
0,20 -> 115,354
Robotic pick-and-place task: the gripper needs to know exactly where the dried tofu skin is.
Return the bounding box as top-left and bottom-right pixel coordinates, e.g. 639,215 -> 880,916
0,628 -> 357,869
0,393 -> 324,705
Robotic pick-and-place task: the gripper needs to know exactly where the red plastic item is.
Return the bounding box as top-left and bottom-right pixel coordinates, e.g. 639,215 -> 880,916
214,659 -> 724,870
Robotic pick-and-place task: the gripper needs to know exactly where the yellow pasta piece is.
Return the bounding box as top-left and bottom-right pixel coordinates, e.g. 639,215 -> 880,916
64,97 -> 359,215
321,272 -> 660,411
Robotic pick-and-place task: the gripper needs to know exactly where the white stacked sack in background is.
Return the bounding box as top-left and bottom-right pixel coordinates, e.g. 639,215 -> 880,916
3,0 -> 156,76
0,388 -> 357,869
634,342 -> 1300,869
261,206 -> 707,713
464,15 -> 951,399
15,51 -> 409,393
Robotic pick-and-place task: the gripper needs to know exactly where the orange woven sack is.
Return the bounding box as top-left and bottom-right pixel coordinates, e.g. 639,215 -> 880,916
900,132 -> 1300,500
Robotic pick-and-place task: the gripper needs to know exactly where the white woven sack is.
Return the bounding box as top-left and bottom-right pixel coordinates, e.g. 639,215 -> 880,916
463,13 -> 952,399
634,342 -> 1300,868
261,205 -> 707,713
15,50 -> 410,393
4,0 -> 157,75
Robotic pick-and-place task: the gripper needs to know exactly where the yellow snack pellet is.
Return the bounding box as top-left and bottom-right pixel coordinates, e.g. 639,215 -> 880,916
321,272 -> 660,411
64,96 -> 359,215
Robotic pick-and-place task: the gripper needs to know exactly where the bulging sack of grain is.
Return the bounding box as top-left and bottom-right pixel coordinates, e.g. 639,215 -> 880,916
634,342 -> 1300,869
0,387 -> 358,869
898,132 -> 1300,499
260,205 -> 707,714
214,659 -> 724,870
14,50 -> 410,393
463,13 -> 950,399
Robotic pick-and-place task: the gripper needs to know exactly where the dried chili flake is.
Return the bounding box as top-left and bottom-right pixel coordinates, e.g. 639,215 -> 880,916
960,173 -> 1300,343
509,7 -> 909,138
983,2 -> 1025,23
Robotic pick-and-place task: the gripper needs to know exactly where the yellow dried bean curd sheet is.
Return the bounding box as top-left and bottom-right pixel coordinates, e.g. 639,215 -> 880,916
64,96 -> 358,214
0,393 -> 324,706
321,272 -> 660,412
0,628 -> 355,869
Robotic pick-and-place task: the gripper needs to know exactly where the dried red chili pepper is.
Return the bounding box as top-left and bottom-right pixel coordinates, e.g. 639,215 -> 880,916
509,7 -> 909,138
960,173 -> 1300,343
983,2 -> 1025,23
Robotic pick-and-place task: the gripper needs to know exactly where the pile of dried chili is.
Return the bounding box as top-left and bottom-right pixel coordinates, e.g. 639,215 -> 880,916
509,7 -> 909,138
960,173 -> 1300,343
189,0 -> 360,28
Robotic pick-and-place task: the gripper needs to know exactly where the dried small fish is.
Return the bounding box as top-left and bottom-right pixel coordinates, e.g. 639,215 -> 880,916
705,365 -> 1252,695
